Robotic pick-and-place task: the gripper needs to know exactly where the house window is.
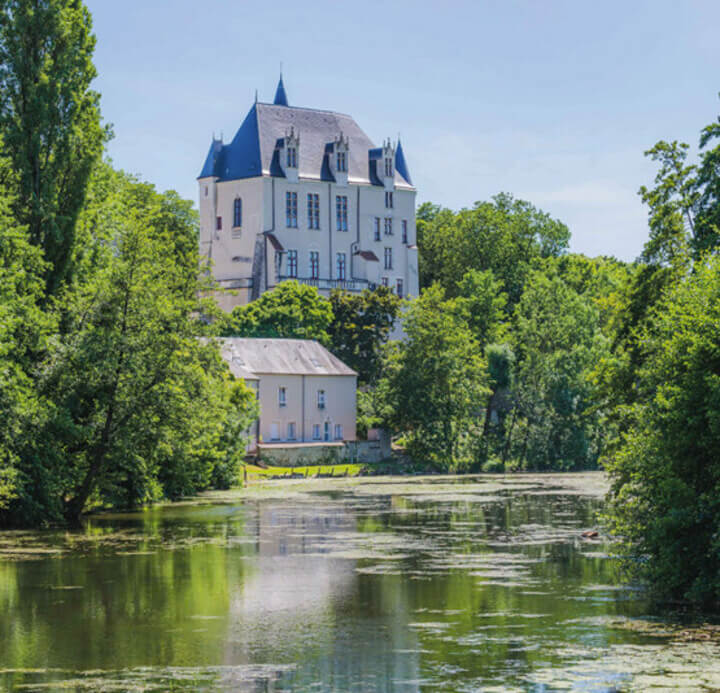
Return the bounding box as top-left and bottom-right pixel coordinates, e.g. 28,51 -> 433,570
287,422 -> 296,440
216,216 -> 222,231
336,253 -> 346,280
384,247 -> 393,270
286,191 -> 298,227
384,217 -> 393,236
402,219 -> 408,243
317,390 -> 326,409
381,277 -> 388,287
324,422 -> 331,442
334,424 -> 343,441
384,157 -> 393,177
336,151 -> 347,172
287,250 -> 298,278
312,424 -> 321,440
336,195 -> 348,231
373,217 -> 381,241
287,146 -> 297,168
307,193 -> 320,229
278,387 -> 287,407
233,198 -> 242,228
385,191 -> 393,209
270,422 -> 280,441
396,278 -> 404,298
310,251 -> 319,279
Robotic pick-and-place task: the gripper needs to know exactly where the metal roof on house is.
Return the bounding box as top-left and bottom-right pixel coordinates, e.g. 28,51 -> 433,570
217,338 -> 357,378
199,84 -> 413,189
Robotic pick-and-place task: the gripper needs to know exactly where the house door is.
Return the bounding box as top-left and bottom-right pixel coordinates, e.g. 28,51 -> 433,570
324,422 -> 330,442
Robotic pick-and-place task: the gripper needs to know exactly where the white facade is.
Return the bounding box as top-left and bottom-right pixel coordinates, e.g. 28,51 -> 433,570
218,338 -> 357,449
198,78 -> 418,311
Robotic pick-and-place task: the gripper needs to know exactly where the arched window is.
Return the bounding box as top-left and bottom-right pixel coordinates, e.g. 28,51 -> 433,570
233,198 -> 242,228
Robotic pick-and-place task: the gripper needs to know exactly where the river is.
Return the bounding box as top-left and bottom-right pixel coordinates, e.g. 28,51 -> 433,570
1,472 -> 718,691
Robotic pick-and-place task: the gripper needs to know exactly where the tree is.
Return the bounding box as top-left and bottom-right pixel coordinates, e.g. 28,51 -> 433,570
454,269 -> 508,347
417,193 -> 570,305
218,280 -> 333,343
604,257 -> 720,608
0,0 -> 105,293
379,285 -> 489,469
327,285 -> 400,384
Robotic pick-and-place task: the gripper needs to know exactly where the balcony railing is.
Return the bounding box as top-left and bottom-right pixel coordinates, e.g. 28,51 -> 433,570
277,276 -> 369,292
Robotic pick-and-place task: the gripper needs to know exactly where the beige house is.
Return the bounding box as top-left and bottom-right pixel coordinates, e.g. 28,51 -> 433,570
198,75 -> 418,312
219,338 -> 357,456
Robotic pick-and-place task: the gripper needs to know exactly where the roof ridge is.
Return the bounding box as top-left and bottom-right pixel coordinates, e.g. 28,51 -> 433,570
256,101 -> 355,119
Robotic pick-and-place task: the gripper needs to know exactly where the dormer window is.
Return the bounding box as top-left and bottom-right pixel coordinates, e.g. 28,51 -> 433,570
336,151 -> 347,172
287,146 -> 297,168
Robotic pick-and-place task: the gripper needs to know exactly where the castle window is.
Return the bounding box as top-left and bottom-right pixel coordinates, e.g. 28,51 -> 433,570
287,422 -> 296,440
384,157 -> 393,177
374,217 -> 381,241
402,219 -> 408,243
204,186 -> 208,197
334,424 -> 343,441
381,277 -> 388,287
384,247 -> 393,270
310,251 -> 319,279
317,390 -> 326,409
312,424 -> 321,440
336,195 -> 348,231
336,151 -> 347,172
286,191 -> 298,228
278,387 -> 287,408
216,216 -> 222,231
233,198 -> 242,227
385,191 -> 394,208
307,193 -> 320,229
396,278 -> 404,298
384,217 -> 393,236
287,146 -> 297,168
287,249 -> 298,278
336,252 -> 346,280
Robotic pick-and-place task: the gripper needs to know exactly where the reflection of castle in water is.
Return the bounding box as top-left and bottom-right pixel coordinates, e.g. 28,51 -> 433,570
225,500 -> 423,691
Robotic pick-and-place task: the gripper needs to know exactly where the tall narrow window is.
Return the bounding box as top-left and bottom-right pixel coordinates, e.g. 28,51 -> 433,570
312,424 -> 321,440
216,216 -> 222,231
384,247 -> 393,270
233,198 -> 242,227
307,193 -> 320,229
286,191 -> 298,227
385,191 -> 393,208
278,387 -> 287,408
373,217 -> 381,241
287,147 -> 297,168
381,277 -> 389,287
324,422 -> 330,442
287,422 -> 296,440
384,217 -> 393,236
287,250 -> 298,278
384,157 -> 393,177
334,424 -> 343,441
336,195 -> 348,231
396,278 -> 404,298
336,151 -> 347,172
402,219 -> 408,243
317,390 -> 326,409
310,251 -> 319,279
336,252 -> 346,280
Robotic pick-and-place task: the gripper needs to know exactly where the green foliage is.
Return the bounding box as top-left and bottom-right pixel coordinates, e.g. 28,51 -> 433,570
455,269 -> 508,346
328,285 -> 400,384
218,280 -> 333,343
378,285 -> 490,470
417,193 -> 570,305
0,0 -> 106,293
604,257 -> 720,608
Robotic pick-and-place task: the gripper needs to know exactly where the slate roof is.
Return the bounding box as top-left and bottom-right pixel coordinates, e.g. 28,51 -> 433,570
199,99 -> 413,189
217,338 -> 357,378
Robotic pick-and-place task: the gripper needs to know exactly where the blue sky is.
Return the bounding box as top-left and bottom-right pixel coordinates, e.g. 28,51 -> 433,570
86,0 -> 720,261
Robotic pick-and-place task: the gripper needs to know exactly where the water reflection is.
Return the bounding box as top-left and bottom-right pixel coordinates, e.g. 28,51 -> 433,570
0,473 -> 718,691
